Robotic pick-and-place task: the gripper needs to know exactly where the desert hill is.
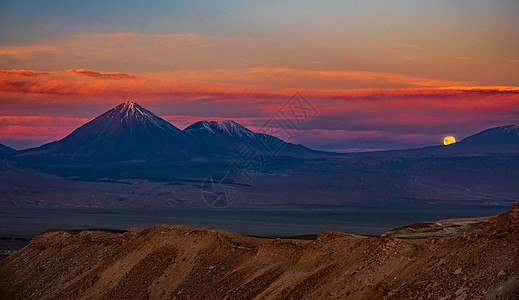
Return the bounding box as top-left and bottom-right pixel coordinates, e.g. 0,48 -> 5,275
1,202 -> 518,299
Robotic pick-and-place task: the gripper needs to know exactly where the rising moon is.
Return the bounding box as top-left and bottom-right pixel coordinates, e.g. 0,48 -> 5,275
443,136 -> 456,145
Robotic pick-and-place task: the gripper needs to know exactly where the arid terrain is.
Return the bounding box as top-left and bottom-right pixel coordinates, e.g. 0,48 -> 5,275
2,2 -> 518,299
382,216 -> 492,239
1,202 -> 518,299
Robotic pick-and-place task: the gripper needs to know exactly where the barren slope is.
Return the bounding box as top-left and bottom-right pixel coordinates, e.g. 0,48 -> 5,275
1,203 -> 518,299
382,216 -> 492,239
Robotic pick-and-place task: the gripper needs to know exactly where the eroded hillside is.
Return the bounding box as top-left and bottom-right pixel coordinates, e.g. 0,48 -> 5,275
1,203 -> 518,299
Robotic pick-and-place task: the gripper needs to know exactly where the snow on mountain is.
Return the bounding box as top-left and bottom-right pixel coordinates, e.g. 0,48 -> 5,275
184,119 -> 314,155
103,101 -> 184,134
13,102 -> 316,163
184,120 -> 257,139
14,101 -> 204,162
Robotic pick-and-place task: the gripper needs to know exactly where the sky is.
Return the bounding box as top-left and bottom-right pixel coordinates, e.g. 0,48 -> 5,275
1,0 -> 518,151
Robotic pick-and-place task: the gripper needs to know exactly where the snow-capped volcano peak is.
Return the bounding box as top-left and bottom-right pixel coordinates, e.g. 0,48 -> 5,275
184,120 -> 257,139
119,101 -> 139,111
106,101 -> 181,133
112,101 -> 145,118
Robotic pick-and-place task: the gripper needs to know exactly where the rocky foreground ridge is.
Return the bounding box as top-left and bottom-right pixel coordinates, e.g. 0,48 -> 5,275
1,203 -> 518,299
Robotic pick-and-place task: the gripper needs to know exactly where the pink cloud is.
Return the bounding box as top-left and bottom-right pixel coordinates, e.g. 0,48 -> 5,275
0,125 -> 74,140
1,69 -> 518,150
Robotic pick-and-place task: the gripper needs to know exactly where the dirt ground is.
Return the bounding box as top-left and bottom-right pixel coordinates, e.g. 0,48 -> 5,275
1,202 -> 518,299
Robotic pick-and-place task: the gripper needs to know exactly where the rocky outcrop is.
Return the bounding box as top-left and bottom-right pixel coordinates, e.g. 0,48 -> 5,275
1,203 -> 518,299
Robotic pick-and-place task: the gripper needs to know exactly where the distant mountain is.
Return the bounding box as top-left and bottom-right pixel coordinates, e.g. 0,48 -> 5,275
184,120 -> 315,156
14,102 -> 209,162
3,120 -> 519,208
184,120 -> 257,140
12,102 -> 316,166
454,125 -> 519,152
0,143 -> 15,157
421,124 -> 519,155
359,124 -> 519,159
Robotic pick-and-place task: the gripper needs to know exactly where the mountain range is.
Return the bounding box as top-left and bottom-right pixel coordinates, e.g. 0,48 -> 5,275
12,102 -> 314,163
6,101 -> 519,162
1,101 -> 518,208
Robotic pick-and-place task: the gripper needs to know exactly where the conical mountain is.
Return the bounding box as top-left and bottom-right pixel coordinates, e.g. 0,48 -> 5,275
15,101 -> 206,162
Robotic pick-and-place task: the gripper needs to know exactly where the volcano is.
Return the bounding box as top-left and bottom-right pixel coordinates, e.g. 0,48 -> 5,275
184,120 -> 314,155
15,102 -> 208,162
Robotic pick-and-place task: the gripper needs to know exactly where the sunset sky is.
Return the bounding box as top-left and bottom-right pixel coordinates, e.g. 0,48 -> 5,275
1,1 -> 518,151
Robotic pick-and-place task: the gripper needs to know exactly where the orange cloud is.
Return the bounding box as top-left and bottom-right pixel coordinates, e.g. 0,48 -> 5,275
0,45 -> 59,58
2,69 -> 518,105
0,125 -> 74,140
145,66 -> 470,90
0,116 -> 91,143
451,56 -> 473,61
1,32 -> 517,89
247,67 -> 468,88
1,68 -> 518,150
67,69 -> 137,79
0,69 -> 284,103
0,70 -> 50,77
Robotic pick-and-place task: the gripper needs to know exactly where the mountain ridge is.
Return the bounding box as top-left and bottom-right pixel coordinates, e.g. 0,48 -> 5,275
185,120 -> 257,139
184,119 -> 315,155
0,144 -> 15,158
0,143 -> 15,153
12,102 -> 316,162
455,124 -> 519,151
